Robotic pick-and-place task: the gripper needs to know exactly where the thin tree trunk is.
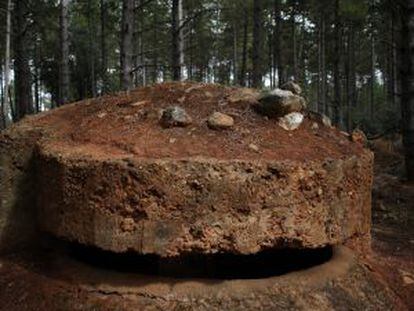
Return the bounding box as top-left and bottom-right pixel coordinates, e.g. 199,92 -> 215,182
333,0 -> 341,126
252,0 -> 263,88
297,14 -> 306,86
233,26 -> 238,85
178,0 -> 184,80
320,12 -> 327,115
34,35 -> 40,113
0,65 -> 4,129
268,34 -> 273,88
392,15 -> 400,107
120,0 -> 134,90
291,1 -> 297,80
172,0 -> 180,80
100,0 -> 108,94
387,12 -> 395,106
171,0 -> 184,81
401,0 -> 414,180
318,13 -> 328,114
2,0 -> 12,128
370,1 -> 376,121
346,23 -> 355,132
14,0 -> 33,120
88,0 -> 97,97
152,11 -> 158,83
59,0 -> 70,106
239,4 -> 248,86
138,0 -> 146,86
273,0 -> 284,86
0,66 -> 3,128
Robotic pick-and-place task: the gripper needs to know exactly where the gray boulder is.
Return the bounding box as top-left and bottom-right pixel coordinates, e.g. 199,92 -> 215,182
255,88 -> 307,118
278,112 -> 304,131
281,81 -> 302,95
160,106 -> 193,128
207,112 -> 234,130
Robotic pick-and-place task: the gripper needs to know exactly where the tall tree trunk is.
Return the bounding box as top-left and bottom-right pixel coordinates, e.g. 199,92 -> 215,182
369,1 -> 376,121
321,14 -> 330,116
401,0 -> 414,181
273,0 -> 284,86
14,0 -> 33,120
152,11 -> 158,83
137,0 -> 146,86
392,11 -> 401,107
386,12 -> 395,106
333,0 -> 341,126
268,34 -> 273,88
34,34 -> 40,113
238,4 -> 248,86
291,1 -> 297,80
59,0 -> 70,105
88,0 -> 97,97
252,0 -> 263,88
120,0 -> 134,90
298,15 -> 306,86
100,0 -> 108,94
178,0 -> 184,79
171,0 -> 184,81
0,65 -> 3,128
345,23 -> 355,132
318,11 -> 327,115
233,26 -> 238,85
2,0 -> 12,128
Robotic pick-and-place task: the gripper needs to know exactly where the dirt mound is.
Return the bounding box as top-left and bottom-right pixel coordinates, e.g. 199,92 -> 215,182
21,82 -> 373,256
34,82 -> 363,161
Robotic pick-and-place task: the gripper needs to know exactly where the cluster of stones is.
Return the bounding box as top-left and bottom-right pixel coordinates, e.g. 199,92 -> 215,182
159,103 -> 235,130
159,81 -> 327,133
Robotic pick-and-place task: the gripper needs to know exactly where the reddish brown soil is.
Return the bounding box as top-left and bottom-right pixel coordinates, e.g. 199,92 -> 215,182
34,82 -> 363,161
367,140 -> 414,311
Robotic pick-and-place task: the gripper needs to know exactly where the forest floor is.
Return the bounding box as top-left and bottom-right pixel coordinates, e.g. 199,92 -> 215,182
368,138 -> 414,310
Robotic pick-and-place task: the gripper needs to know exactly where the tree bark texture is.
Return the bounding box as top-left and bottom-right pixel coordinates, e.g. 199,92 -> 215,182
120,0 -> 134,90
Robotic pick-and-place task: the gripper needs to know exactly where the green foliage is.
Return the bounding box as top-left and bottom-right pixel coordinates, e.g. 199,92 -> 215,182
0,0 -> 404,136
340,0 -> 369,20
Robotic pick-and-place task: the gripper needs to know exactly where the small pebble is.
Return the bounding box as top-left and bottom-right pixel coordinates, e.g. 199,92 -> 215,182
278,112 -> 304,131
403,275 -> 414,285
207,112 -> 234,130
249,143 -> 260,152
130,100 -> 149,107
321,114 -> 332,127
351,129 -> 367,146
120,218 -> 135,233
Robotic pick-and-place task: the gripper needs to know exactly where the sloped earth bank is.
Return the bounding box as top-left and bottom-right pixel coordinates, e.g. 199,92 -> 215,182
367,140 -> 414,310
0,82 -> 410,309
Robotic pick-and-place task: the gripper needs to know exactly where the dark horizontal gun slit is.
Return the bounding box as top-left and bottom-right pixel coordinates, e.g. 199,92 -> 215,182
64,241 -> 333,280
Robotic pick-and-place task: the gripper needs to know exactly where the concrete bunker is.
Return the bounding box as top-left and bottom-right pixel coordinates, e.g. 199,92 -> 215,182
0,82 -> 395,310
